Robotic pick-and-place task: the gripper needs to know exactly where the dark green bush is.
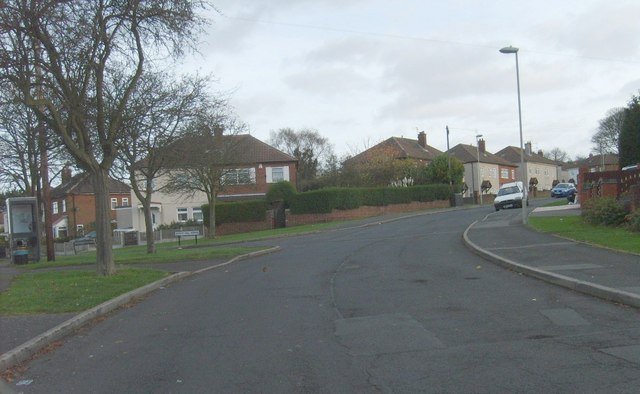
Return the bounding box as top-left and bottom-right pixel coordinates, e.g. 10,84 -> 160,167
289,189 -> 336,214
157,220 -> 201,230
289,185 -> 452,214
333,188 -> 362,210
581,197 -> 628,226
265,181 -> 297,208
361,188 -> 386,206
202,200 -> 267,226
625,210 -> 640,232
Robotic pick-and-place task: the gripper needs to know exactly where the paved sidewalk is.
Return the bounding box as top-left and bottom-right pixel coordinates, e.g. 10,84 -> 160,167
464,205 -> 640,308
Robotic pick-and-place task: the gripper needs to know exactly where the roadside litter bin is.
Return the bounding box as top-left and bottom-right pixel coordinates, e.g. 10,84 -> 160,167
13,250 -> 29,265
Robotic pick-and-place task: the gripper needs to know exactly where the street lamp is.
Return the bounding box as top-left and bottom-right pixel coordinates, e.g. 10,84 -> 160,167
499,45 -> 527,225
476,134 -> 483,206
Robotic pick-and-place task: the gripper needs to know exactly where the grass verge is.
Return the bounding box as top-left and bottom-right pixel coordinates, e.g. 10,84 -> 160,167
22,222 -> 342,270
528,215 -> 640,254
0,269 -> 169,314
22,245 -> 267,269
543,198 -> 570,207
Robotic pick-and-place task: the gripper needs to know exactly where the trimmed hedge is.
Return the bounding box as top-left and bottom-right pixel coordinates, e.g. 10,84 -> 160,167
289,184 -> 455,214
266,181 -> 297,208
202,200 -> 268,226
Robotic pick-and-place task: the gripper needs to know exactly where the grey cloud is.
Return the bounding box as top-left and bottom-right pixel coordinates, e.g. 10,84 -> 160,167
535,2 -> 640,59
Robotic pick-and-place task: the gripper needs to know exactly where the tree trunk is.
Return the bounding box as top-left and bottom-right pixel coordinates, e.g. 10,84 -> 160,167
143,204 -> 156,254
207,195 -> 216,239
92,168 -> 116,276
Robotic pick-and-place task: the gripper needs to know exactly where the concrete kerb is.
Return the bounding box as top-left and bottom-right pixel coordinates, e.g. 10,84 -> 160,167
462,220 -> 640,309
0,246 -> 281,373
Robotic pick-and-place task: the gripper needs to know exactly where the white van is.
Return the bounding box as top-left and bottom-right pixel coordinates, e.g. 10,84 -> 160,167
494,181 -> 528,211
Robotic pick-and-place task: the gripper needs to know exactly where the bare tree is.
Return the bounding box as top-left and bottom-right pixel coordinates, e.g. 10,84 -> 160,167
161,108 -> 248,238
544,147 -> 568,162
0,101 -> 40,194
114,71 -> 217,253
0,1 -> 207,275
269,128 -> 334,191
0,93 -> 70,261
592,108 -> 625,154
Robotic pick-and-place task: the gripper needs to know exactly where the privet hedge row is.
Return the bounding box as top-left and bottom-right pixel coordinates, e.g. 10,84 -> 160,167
202,184 -> 457,224
288,185 -> 456,214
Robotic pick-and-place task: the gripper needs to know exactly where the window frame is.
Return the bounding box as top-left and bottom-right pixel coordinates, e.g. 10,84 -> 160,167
177,207 -> 188,222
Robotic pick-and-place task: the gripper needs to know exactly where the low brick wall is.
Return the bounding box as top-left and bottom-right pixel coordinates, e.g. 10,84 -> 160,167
286,200 -> 450,226
215,213 -> 273,236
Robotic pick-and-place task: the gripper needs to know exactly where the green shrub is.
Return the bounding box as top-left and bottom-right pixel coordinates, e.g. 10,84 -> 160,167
361,188 -> 386,206
157,220 -> 201,230
265,181 -> 297,208
202,200 -> 268,226
582,197 -> 628,226
625,210 -> 640,232
289,189 -> 336,214
289,185 -> 452,214
333,188 -> 362,210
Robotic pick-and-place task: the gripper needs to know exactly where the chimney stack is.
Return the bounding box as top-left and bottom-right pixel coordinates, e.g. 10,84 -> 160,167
61,166 -> 72,184
418,131 -> 426,148
479,139 -> 486,153
525,141 -> 532,155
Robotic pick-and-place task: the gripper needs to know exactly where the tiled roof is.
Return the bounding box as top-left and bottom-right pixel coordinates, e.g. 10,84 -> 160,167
157,133 -> 297,167
579,153 -> 619,168
392,137 -> 443,160
495,146 -> 558,166
52,173 -> 130,198
348,136 -> 442,163
448,144 -> 516,166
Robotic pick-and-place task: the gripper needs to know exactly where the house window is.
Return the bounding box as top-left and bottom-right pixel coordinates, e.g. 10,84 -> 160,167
122,198 -> 129,207
266,166 -> 289,183
224,168 -> 255,185
61,200 -> 66,213
489,168 -> 497,178
52,201 -> 58,214
111,198 -> 118,210
192,208 -> 203,223
271,167 -> 284,182
177,207 -> 188,222
58,226 -> 67,238
511,169 -> 515,179
500,169 -> 509,179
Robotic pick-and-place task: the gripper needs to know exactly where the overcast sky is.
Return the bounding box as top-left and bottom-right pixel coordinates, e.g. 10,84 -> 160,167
179,0 -> 640,161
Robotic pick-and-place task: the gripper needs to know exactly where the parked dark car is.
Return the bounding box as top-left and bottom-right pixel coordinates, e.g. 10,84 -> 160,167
550,183 -> 577,198
73,230 -> 97,245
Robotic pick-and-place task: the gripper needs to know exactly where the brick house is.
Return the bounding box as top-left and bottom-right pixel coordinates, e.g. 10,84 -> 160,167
448,139 -> 518,198
125,133 -> 298,229
51,169 -> 131,238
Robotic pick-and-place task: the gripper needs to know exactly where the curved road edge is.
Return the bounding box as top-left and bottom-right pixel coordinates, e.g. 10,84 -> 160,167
0,246 -> 281,373
462,220 -> 640,309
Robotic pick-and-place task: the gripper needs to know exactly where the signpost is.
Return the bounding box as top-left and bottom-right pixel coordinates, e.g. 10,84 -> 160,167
175,230 -> 200,247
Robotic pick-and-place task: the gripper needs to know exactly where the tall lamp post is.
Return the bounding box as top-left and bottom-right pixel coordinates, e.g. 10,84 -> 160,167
476,134 -> 483,206
499,45 -> 527,225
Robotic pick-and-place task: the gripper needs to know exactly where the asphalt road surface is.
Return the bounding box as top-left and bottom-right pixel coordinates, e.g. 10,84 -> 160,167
10,207 -> 640,393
